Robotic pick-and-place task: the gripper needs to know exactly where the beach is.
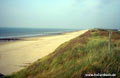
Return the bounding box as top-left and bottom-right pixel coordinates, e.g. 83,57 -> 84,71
0,30 -> 87,75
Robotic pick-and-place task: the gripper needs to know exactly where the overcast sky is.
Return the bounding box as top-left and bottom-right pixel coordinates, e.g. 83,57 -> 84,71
0,0 -> 120,29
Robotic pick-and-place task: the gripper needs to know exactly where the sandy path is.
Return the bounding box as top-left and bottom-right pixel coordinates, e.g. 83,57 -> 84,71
0,30 -> 87,75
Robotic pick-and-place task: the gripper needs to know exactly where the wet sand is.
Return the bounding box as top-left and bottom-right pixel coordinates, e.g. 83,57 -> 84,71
0,30 -> 88,75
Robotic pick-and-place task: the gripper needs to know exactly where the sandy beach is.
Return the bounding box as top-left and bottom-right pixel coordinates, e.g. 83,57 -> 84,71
0,30 -> 87,75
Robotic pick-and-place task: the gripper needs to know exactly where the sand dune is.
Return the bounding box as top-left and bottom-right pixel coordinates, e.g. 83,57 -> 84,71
0,30 -> 87,75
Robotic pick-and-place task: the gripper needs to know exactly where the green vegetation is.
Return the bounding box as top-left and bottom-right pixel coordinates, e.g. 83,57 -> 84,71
1,29 -> 120,78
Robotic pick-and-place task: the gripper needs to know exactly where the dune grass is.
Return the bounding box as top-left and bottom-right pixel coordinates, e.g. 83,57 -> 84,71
1,29 -> 120,78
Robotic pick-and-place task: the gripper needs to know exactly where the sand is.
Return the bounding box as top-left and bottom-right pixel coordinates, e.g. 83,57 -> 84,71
0,30 -> 88,75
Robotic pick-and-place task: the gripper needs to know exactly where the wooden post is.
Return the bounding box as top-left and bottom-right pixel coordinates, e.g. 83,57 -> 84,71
108,31 -> 112,53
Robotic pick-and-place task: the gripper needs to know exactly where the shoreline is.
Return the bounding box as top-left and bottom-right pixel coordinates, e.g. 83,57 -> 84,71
0,29 -> 80,40
0,30 -> 88,75
0,30 -> 79,41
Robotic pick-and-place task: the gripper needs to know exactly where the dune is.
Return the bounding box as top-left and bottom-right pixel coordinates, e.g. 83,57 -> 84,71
0,30 -> 88,75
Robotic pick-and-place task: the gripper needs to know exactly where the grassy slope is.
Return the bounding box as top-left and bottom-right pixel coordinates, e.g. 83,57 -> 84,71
2,29 -> 120,78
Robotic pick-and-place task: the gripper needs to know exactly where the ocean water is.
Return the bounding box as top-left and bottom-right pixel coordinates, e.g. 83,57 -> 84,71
0,28 -> 78,39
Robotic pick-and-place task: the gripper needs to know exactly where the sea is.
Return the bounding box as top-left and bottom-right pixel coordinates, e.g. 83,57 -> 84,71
0,27 -> 79,39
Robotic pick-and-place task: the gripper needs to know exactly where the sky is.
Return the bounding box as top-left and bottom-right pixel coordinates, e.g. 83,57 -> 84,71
0,0 -> 120,29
